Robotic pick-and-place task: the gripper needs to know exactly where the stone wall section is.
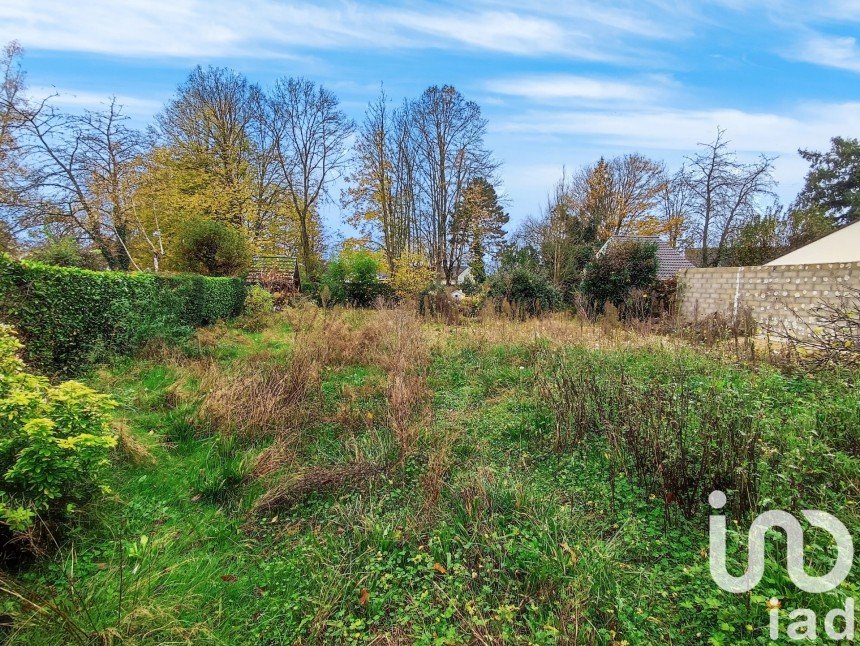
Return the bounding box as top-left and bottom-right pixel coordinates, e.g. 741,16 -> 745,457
678,262 -> 860,333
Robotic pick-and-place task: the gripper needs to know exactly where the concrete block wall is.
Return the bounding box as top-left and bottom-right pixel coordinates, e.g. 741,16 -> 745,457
678,262 -> 860,333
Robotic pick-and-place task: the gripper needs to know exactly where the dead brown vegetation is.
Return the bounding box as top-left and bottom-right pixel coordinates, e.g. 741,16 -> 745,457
196,346 -> 320,441
251,461 -> 388,514
764,287 -> 860,370
244,307 -> 434,516
250,439 -> 298,479
113,421 -> 156,466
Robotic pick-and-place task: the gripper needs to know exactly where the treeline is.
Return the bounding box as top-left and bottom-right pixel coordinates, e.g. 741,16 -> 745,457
0,43 -> 505,285
514,130 -> 857,301
2,40 -> 857,293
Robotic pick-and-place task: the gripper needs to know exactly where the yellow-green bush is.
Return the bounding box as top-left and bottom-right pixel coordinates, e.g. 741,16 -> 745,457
0,325 -> 116,532
244,285 -> 275,317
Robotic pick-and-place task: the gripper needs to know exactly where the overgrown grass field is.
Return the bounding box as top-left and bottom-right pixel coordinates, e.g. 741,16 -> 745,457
2,308 -> 858,644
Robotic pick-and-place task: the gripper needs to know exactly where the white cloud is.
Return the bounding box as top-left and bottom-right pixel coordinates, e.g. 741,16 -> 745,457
389,10 -> 570,57
493,102 -> 860,155
0,0 -> 676,61
485,73 -> 672,103
475,0 -> 684,40
26,86 -> 163,115
790,34 -> 860,72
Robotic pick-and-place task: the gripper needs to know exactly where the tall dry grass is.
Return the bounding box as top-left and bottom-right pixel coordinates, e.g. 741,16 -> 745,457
251,460 -> 389,515
246,306 -> 434,516
195,345 -> 320,442
375,309 -> 432,461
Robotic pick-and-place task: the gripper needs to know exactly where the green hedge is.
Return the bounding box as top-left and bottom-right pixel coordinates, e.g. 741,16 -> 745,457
0,255 -> 246,374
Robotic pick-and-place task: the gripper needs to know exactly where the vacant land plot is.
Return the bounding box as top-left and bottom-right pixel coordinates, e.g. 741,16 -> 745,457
2,309 -> 858,644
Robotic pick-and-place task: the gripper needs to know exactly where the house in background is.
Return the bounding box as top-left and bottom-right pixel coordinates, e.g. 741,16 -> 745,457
597,235 -> 695,279
456,267 -> 473,285
766,220 -> 860,266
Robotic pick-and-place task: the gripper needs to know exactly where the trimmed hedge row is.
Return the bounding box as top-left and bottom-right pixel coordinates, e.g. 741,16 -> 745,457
0,255 -> 246,374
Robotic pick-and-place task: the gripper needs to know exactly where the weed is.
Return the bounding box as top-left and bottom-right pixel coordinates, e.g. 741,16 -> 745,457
251,461 -> 388,515
196,347 -> 320,442
191,435 -> 250,504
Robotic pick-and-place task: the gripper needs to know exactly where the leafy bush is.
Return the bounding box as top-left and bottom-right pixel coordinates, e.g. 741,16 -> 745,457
171,219 -> 252,277
390,253 -> 435,300
581,240 -> 658,311
244,285 -> 275,317
487,266 -> 561,317
0,255 -> 246,374
460,274 -> 481,296
236,286 -> 276,331
320,250 -> 389,307
0,325 -> 116,534
28,237 -> 105,271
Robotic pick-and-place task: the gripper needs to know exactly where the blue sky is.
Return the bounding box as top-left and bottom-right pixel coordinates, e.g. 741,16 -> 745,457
3,0 -> 860,235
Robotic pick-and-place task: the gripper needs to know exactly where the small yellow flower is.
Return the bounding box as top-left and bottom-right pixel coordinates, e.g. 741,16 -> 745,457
766,598 -> 781,611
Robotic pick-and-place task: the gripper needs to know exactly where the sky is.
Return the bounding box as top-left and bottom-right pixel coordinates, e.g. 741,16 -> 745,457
3,0 -> 860,236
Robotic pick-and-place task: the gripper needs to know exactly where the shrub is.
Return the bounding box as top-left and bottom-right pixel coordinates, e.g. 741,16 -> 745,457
171,219 -> 251,277
243,285 -> 275,317
581,240 -> 658,311
0,255 -> 246,374
237,285 -> 276,330
0,325 -> 116,535
28,237 -> 105,271
487,266 -> 561,317
460,274 -> 481,296
390,253 -> 435,300
320,250 -> 389,307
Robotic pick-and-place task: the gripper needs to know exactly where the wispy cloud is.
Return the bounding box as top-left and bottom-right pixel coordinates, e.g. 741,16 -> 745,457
493,101 -> 860,154
389,10 -> 570,57
790,34 -> 860,73
26,86 -> 163,114
0,0 -> 679,61
485,73 -> 673,103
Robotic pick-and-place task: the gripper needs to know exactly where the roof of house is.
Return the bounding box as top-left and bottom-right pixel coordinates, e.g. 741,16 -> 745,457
597,235 -> 695,280
766,220 -> 860,266
251,255 -> 298,272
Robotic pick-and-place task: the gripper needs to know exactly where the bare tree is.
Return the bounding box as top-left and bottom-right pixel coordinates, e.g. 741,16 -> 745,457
265,77 -> 353,277
344,87 -> 414,272
659,169 -> 691,247
410,85 -> 497,283
0,41 -> 28,247
685,129 -> 776,266
10,96 -> 147,269
539,169 -> 580,285
245,85 -> 295,252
